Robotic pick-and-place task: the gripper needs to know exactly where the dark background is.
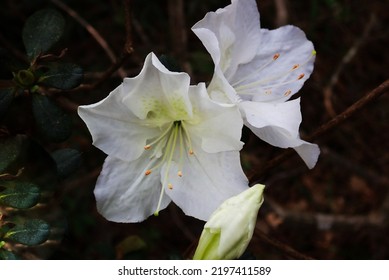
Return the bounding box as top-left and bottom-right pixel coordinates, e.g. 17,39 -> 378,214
1,0 -> 388,259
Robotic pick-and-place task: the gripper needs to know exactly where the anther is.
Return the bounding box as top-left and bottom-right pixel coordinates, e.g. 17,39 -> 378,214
292,64 -> 300,70
273,53 -> 280,60
284,90 -> 292,96
145,170 -> 152,176
168,183 -> 173,190
177,171 -> 183,177
265,89 -> 272,95
297,74 -> 305,80
189,149 -> 194,155
144,145 -> 151,150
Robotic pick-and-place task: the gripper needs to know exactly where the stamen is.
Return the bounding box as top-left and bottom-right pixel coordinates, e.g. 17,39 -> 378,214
292,64 -> 300,70
297,74 -> 305,80
189,149 -> 194,155
273,53 -> 280,60
168,183 -> 173,190
177,171 -> 183,177
144,145 -> 151,150
284,90 -> 292,96
145,169 -> 152,176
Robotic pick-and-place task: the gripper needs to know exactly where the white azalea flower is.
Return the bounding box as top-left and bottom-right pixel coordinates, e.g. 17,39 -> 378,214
78,53 -> 248,223
193,184 -> 265,260
192,0 -> 320,168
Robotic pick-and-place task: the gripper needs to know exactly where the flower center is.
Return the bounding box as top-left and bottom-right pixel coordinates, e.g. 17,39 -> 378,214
143,120 -> 194,216
232,50 -> 316,97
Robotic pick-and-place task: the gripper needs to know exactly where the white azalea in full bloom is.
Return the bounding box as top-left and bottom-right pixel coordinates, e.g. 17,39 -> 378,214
192,0 -> 320,168
78,53 -> 248,223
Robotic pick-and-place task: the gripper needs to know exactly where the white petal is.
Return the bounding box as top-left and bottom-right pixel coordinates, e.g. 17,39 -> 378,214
187,83 -> 243,153
246,122 -> 320,169
94,156 -> 171,223
165,148 -> 249,221
240,98 -> 302,139
122,53 -> 193,122
78,86 -> 160,162
192,0 -> 261,78
231,25 -> 315,102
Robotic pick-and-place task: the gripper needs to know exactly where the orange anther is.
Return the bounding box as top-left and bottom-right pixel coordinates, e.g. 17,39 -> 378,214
145,170 -> 152,176
273,53 -> 280,60
177,171 -> 183,177
297,73 -> 305,80
292,64 -> 300,70
284,90 -> 292,96
144,145 -> 151,150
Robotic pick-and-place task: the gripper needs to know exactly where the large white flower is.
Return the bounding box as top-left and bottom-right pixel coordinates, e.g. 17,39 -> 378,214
78,53 -> 248,223
192,0 -> 320,168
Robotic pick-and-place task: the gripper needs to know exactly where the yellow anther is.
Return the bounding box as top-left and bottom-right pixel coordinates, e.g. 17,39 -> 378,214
297,73 -> 305,80
284,90 -> 292,96
189,149 -> 194,155
292,64 -> 300,70
168,183 -> 173,190
312,50 -> 317,56
177,171 -> 183,177
273,53 -> 280,60
145,170 -> 152,176
144,145 -> 151,150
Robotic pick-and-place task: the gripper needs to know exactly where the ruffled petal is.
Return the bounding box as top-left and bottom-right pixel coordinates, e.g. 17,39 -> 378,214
240,98 -> 302,139
231,25 -> 315,103
246,122 -> 320,169
192,0 -> 261,78
187,83 -> 243,153
94,155 -> 171,223
78,86 -> 160,162
165,148 -> 249,221
122,53 -> 193,123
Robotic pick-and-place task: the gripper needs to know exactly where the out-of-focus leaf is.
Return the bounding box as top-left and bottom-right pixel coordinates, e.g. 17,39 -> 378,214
32,94 -> 71,142
0,137 -> 22,173
51,148 -> 81,178
0,88 -> 14,116
4,219 -> 50,246
0,248 -> 18,260
0,181 -> 40,209
40,63 -> 83,90
22,9 -> 65,59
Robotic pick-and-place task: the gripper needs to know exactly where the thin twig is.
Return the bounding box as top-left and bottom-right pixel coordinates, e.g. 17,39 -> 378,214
249,78 -> 389,183
323,14 -> 377,117
50,0 -> 127,78
254,226 -> 314,260
274,0 -> 288,27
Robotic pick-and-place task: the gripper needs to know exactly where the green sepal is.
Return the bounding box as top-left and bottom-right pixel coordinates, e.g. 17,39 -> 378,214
22,9 -> 65,59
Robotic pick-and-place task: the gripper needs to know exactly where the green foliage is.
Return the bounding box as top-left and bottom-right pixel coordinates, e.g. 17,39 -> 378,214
22,9 -> 65,59
31,94 -> 72,142
0,248 -> 18,260
39,63 -> 83,90
0,181 -> 40,209
0,88 -> 14,116
51,148 -> 82,178
3,219 -> 50,246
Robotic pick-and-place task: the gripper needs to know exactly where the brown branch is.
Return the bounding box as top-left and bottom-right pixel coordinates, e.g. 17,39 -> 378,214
50,0 -> 127,78
123,0 -> 134,54
274,0 -> 288,27
249,78 -> 389,183
253,226 -> 314,260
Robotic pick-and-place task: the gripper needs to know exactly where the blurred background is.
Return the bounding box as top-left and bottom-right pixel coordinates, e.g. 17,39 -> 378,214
0,0 -> 388,259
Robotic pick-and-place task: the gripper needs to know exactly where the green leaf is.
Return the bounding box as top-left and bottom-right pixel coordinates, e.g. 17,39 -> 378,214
0,137 -> 22,173
4,219 -> 50,246
40,63 -> 83,90
51,148 -> 81,178
0,248 -> 19,260
0,181 -> 40,209
32,94 -> 72,142
22,9 -> 65,59
0,88 -> 14,116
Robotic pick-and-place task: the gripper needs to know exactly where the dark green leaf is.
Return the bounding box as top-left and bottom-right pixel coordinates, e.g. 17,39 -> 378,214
51,148 -> 82,178
32,94 -> 72,142
0,181 -> 40,209
0,136 -> 22,173
40,63 -> 83,90
22,9 -> 65,59
0,248 -> 18,260
0,88 -> 14,116
4,219 -> 50,246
